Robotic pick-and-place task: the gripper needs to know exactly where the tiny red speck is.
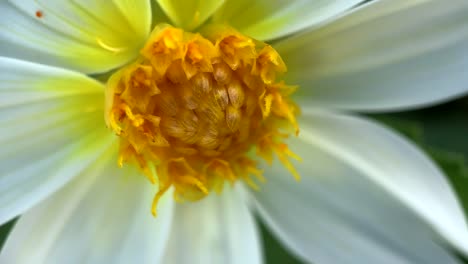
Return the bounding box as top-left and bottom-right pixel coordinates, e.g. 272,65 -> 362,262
35,11 -> 43,18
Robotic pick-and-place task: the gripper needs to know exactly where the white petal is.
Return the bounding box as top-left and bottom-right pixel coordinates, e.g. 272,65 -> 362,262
213,0 -> 364,41
0,57 -> 114,224
162,186 -> 262,264
253,112 -> 468,263
276,0 -> 468,111
0,153 -> 174,264
157,0 -> 225,30
0,0 -> 151,74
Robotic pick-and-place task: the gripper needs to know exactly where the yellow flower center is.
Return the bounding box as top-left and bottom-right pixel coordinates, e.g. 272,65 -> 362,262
105,24 -> 300,216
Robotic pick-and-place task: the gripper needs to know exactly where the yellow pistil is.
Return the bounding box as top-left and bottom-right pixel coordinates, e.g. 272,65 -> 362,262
105,24 -> 301,216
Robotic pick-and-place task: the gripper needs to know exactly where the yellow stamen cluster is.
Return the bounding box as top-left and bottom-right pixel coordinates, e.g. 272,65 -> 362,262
105,24 -> 300,215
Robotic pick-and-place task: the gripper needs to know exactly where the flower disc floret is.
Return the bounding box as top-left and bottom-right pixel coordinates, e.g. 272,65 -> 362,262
106,24 -> 300,215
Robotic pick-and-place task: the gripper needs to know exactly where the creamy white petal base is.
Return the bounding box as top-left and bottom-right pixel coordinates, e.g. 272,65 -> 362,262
214,0 -> 364,41
0,57 -> 114,225
0,153 -> 174,264
254,111 -> 467,263
163,186 -> 262,264
276,0 -> 468,111
0,0 -> 151,73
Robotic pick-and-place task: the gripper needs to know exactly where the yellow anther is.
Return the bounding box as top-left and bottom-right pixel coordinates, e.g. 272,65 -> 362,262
260,93 -> 274,118
178,176 -> 209,194
120,104 -> 144,127
253,45 -> 287,84
109,108 -> 123,135
151,183 -> 171,217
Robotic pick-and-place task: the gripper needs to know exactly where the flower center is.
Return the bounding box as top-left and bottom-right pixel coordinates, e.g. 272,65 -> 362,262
105,24 -> 300,216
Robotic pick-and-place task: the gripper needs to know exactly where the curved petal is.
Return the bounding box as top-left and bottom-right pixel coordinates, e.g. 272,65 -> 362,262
0,0 -> 151,74
213,0 -> 364,41
276,0 -> 468,112
0,152 -> 174,264
0,57 -> 114,224
253,111 -> 468,263
162,186 -> 262,264
156,0 -> 225,30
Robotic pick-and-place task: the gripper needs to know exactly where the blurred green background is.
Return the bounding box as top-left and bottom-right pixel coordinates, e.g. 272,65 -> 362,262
1,97 -> 467,263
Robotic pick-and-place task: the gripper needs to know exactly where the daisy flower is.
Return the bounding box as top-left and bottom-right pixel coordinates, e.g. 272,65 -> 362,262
0,0 -> 467,263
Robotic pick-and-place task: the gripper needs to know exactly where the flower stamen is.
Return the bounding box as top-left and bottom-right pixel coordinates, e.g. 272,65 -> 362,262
106,24 -> 301,215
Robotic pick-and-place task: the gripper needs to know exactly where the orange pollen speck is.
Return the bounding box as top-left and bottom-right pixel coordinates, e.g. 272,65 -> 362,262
105,24 -> 301,216
35,10 -> 43,18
